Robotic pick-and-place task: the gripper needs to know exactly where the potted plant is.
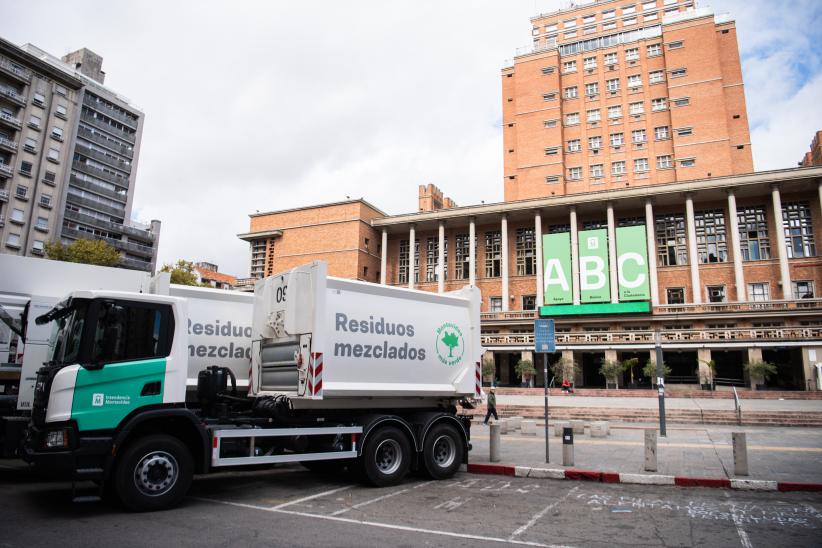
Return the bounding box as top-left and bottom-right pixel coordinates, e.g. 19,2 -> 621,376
481,357 -> 496,387
599,359 -> 624,389
515,359 -> 536,388
745,360 -> 777,390
699,359 -> 716,391
550,357 -> 581,391
622,357 -> 640,388
642,359 -> 671,388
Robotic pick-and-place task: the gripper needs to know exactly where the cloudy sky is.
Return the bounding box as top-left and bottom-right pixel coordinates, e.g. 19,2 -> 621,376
3,1 -> 821,277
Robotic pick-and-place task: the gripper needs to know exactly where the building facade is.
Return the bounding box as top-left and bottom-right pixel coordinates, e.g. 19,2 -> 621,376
800,130 -> 822,168
503,0 -> 752,201
195,261 -> 237,290
0,38 -> 160,272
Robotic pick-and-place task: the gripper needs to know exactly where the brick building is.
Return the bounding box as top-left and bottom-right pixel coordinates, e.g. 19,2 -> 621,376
799,130 -> 822,167
194,261 -> 237,290
503,0 -> 752,201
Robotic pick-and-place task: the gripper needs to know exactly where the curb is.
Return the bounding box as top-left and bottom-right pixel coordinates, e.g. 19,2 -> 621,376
465,463 -> 822,492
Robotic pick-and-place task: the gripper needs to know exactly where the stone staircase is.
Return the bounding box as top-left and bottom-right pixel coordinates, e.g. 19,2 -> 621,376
491,387 -> 822,400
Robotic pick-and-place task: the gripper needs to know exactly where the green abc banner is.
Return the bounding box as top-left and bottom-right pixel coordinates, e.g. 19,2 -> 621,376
542,232 -> 572,305
616,225 -> 650,301
578,229 -> 610,303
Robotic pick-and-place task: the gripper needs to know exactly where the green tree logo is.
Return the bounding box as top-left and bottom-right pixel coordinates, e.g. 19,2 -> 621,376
435,323 -> 464,366
442,331 -> 459,357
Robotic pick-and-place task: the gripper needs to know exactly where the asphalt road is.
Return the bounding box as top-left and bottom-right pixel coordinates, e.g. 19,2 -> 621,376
2,463 -> 821,547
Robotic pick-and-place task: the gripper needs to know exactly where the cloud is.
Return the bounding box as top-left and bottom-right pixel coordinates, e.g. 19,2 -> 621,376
2,0 -> 819,277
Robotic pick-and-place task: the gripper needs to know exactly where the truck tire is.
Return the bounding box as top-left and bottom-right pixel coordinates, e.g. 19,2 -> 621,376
114,434 -> 193,512
360,426 -> 411,487
422,423 -> 463,479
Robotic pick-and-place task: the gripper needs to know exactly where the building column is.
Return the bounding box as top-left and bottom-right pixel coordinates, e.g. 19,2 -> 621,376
535,211 -> 544,308
438,221 -> 445,293
645,200 -> 660,306
408,224 -> 415,290
501,214 -> 509,311
747,347 -> 764,390
570,207 -> 581,305
771,185 -> 793,299
697,348 -> 712,386
521,350 -> 534,387
727,191 -> 746,301
606,202 -> 619,304
380,229 -> 388,285
685,194 -> 702,304
469,216 -> 476,286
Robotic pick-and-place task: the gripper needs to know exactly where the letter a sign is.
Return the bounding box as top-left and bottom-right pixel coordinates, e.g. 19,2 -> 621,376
542,233 -> 572,304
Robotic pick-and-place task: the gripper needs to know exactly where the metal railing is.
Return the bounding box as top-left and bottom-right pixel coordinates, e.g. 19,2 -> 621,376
62,208 -> 156,243
0,57 -> 31,81
69,173 -> 128,202
0,86 -> 25,105
80,112 -> 136,144
732,386 -> 742,425
0,163 -> 12,178
0,136 -> 17,151
74,143 -> 132,171
72,160 -> 130,186
0,111 -> 22,128
0,189 -> 9,201
83,95 -> 139,129
77,126 -> 134,158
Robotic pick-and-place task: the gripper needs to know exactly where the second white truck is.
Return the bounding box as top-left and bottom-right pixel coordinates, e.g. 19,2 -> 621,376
22,261 -> 482,511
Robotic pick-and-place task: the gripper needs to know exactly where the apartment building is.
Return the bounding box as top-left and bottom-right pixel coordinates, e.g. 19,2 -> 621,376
0,37 -> 160,272
503,0 -> 753,201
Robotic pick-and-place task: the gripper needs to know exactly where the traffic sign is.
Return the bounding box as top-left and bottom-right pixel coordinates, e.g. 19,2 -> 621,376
534,319 -> 555,353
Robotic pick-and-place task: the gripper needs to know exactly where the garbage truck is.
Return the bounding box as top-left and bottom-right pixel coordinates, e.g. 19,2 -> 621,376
0,254 -> 253,458
22,261 -> 481,511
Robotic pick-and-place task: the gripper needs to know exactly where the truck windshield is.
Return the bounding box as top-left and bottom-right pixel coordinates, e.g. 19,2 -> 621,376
44,299 -> 90,366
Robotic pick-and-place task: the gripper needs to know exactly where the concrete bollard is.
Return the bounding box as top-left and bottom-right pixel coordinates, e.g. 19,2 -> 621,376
590,421 -> 608,438
490,422 -> 501,462
554,421 -> 570,437
508,416 -> 523,430
499,419 -> 509,434
733,432 -> 749,476
521,420 -> 537,436
644,428 -> 658,472
562,427 -> 574,466
570,419 -> 585,435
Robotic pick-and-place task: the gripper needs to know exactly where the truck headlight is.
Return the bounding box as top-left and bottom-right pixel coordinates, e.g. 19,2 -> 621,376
45,429 -> 68,449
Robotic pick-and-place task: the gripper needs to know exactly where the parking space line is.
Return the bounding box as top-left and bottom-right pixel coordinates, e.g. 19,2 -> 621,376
510,486 -> 579,540
195,495 -> 576,548
724,493 -> 753,548
271,485 -> 354,510
330,485 -> 415,516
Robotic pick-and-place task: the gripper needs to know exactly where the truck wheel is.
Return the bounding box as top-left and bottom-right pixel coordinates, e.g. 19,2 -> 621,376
422,424 -> 463,479
360,426 -> 411,487
114,435 -> 193,512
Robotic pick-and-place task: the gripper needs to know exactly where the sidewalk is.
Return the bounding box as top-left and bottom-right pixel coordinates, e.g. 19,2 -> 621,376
497,394 -> 822,411
469,421 -> 822,485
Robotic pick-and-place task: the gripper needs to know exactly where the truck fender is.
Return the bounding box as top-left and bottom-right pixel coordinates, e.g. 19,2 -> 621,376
419,414 -> 469,454
110,408 -> 210,475
358,415 -> 417,455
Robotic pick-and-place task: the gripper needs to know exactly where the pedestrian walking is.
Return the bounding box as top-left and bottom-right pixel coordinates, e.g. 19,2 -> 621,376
484,388 -> 498,424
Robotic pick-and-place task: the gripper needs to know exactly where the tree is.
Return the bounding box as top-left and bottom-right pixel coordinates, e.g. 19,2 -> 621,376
515,359 -> 536,386
45,238 -> 121,267
160,260 -> 207,286
745,360 -> 777,382
441,331 -> 459,357
599,359 -> 625,388
622,357 -> 640,385
550,357 -> 580,384
699,359 -> 716,385
643,359 -> 671,386
481,357 -> 496,384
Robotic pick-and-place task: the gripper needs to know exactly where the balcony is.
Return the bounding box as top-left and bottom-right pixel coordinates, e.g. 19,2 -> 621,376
0,162 -> 12,179
70,173 -> 128,202
0,57 -> 31,83
0,189 -> 8,202
63,209 -> 156,243
0,87 -> 26,107
80,112 -> 136,144
82,95 -> 138,129
77,126 -> 134,158
0,136 -> 16,153
75,143 -> 132,172
65,193 -> 125,218
61,226 -> 155,258
121,257 -> 152,271
0,111 -> 22,129
481,326 -> 822,348
72,160 -> 130,187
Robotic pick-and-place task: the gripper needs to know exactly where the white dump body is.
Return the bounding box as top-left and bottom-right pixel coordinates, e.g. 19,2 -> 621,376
252,261 -> 482,408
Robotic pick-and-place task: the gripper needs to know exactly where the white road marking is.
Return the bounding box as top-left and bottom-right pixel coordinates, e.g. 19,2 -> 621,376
433,495 -> 471,511
331,486 -> 415,516
510,486 -> 579,539
271,485 -> 354,510
724,492 -> 753,548
195,496 -> 577,548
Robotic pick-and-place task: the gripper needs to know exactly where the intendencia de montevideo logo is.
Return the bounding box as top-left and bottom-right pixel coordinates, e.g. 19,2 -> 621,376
435,322 -> 464,366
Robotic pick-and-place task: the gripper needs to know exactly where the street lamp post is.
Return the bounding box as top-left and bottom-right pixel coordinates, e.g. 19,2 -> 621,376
654,327 -> 667,437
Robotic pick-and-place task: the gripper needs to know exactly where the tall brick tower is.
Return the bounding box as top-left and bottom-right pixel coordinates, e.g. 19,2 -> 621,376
502,0 -> 753,201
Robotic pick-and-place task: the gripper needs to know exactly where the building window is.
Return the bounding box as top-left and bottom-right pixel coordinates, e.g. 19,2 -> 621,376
647,43 -> 662,56
545,23 -> 557,32
515,227 -> 536,276
563,19 -> 577,28
568,167 -> 582,180
603,21 -> 617,30
33,92 -> 46,106
618,216 -> 644,227
793,281 -> 815,299
585,82 -> 599,96
51,126 -> 63,141
680,158 -> 696,167
629,101 -> 644,115
32,240 -> 45,254
748,283 -> 769,302
567,139 -> 581,152
632,129 -> 646,143
564,86 -> 578,99
651,98 -> 667,111
587,108 -> 601,122
610,132 -> 624,147
455,234 -> 474,280
783,201 -> 816,258
5,233 -> 21,249
47,148 -> 60,162
398,239 -> 419,284
564,30 -> 577,39
583,15 -> 596,24
40,194 -> 51,207
544,119 -> 557,128
590,164 -> 604,178
737,206 -> 770,261
546,175 -> 560,184
362,266 -> 369,278
604,52 -> 618,65
649,70 -> 665,84
656,213 -> 687,266
545,147 -> 559,156
55,104 -> 68,119
549,224 -> 570,234
707,285 -> 726,303
666,287 -> 685,304
489,297 -> 503,312
676,127 -> 693,136
43,171 -> 56,185
606,78 -> 620,92
668,40 -> 684,49
627,74 -> 642,88
622,5 -> 636,15
583,220 -> 607,230
15,185 -> 28,199
10,208 -> 24,224
608,105 -> 622,119
584,57 -> 597,70
611,161 -> 626,175
654,126 -> 669,140
694,209 -> 727,263
485,231 -> 501,277
24,137 -> 37,153
602,9 -> 616,19
634,158 -> 649,172
565,112 -> 580,125
672,97 -> 690,107
543,92 -> 557,101
425,238 -> 447,281
625,48 -> 639,61
28,115 -> 41,129
541,66 -> 555,75
671,68 -> 687,78
657,155 -> 673,169
54,84 -> 67,96
562,60 -> 577,73
588,136 -> 602,150
35,216 -> 48,230
522,295 -> 537,311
